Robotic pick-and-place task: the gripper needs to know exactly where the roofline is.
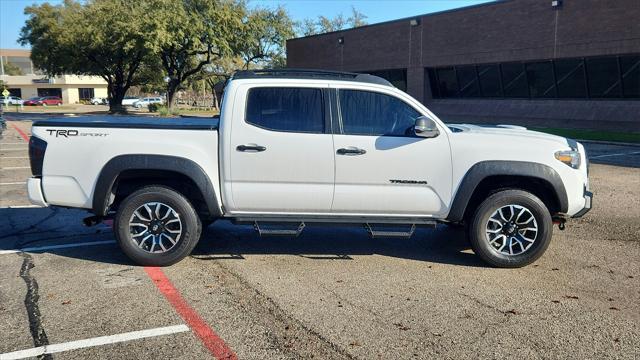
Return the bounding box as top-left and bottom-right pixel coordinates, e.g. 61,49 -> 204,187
287,0 -> 506,43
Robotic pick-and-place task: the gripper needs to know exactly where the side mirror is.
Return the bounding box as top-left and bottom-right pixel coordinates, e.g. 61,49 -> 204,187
414,116 -> 440,138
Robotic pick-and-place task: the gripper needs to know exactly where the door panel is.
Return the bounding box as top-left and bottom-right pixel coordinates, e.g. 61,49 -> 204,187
332,88 -> 452,216
228,85 -> 334,213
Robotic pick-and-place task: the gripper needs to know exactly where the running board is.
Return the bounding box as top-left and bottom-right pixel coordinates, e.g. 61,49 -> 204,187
364,223 -> 416,239
254,221 -> 306,237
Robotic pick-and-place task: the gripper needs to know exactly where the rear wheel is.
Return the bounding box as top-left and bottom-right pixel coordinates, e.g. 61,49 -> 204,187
468,189 -> 552,268
114,186 -> 202,266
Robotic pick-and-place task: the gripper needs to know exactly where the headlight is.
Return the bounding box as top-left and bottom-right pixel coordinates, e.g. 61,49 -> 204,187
555,150 -> 581,169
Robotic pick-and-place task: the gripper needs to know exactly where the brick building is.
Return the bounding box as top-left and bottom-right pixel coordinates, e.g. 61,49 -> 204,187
286,0 -> 640,131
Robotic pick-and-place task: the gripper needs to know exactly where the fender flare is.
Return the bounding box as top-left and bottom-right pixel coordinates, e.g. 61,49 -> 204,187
92,154 -> 221,218
446,160 -> 568,222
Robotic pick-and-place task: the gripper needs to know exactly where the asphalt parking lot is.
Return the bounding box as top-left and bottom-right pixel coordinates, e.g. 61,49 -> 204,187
1,120 -> 639,359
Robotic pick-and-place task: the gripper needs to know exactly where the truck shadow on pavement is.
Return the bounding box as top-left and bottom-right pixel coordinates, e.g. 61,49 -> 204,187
0,208 -> 486,268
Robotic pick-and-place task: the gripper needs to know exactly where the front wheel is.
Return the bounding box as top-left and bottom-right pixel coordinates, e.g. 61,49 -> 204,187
468,189 -> 553,268
114,186 -> 202,266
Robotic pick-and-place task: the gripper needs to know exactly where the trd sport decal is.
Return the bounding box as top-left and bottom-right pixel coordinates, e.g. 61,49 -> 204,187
46,129 -> 109,137
390,179 -> 428,185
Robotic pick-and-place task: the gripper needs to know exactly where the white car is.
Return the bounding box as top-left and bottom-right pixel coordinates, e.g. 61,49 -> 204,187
133,97 -> 164,108
26,69 -> 591,268
90,97 -> 107,105
0,96 -> 24,106
121,96 -> 141,107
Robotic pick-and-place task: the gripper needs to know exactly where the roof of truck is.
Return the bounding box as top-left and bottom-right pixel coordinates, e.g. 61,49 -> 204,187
32,115 -> 219,130
232,69 -> 393,87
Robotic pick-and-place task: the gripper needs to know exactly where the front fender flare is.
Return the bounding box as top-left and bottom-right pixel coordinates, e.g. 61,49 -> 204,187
446,160 -> 568,222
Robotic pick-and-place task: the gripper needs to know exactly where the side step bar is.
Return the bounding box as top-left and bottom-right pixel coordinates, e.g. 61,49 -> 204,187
364,223 -> 416,239
254,221 -> 306,237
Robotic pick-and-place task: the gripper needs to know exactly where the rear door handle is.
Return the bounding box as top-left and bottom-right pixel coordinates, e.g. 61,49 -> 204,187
237,144 -> 266,152
337,147 -> 366,156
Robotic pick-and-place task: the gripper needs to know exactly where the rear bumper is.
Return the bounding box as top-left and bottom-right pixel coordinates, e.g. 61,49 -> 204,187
27,177 -> 48,207
572,188 -> 592,218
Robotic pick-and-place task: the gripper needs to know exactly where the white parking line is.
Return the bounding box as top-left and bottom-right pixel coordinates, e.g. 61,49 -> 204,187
0,148 -> 28,151
0,143 -> 27,145
0,182 -> 26,186
0,324 -> 189,360
0,240 -> 116,255
590,151 -> 640,159
3,157 -> 28,159
0,205 -> 43,209
0,167 -> 30,170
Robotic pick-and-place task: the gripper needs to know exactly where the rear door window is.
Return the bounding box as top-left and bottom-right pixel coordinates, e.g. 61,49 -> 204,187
246,87 -> 324,133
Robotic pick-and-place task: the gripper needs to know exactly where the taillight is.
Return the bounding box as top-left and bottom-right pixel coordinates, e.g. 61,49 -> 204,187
29,136 -> 47,177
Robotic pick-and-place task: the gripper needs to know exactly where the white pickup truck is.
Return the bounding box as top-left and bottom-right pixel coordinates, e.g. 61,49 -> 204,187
26,70 -> 592,267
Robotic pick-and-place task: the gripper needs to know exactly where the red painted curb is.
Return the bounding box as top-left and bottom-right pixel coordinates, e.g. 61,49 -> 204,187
144,267 -> 237,360
9,122 -> 30,142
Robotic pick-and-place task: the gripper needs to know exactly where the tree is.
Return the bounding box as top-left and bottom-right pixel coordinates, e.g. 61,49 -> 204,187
150,0 -> 245,110
239,6 -> 294,70
20,0 -> 156,112
296,7 -> 368,36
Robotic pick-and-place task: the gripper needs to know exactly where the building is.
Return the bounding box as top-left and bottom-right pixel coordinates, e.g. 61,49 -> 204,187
287,0 -> 640,132
0,49 -> 108,104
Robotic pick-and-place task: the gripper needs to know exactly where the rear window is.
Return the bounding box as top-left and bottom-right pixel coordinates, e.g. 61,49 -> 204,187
246,87 -> 324,133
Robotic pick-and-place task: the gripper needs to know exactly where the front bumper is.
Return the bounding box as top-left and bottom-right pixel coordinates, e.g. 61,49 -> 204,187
572,188 -> 592,218
27,177 -> 48,207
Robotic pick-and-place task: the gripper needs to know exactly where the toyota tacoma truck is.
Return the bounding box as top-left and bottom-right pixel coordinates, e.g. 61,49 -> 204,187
26,69 -> 592,268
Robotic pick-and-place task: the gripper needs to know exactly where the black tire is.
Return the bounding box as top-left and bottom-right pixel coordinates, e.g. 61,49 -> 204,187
468,189 -> 553,268
114,185 -> 202,266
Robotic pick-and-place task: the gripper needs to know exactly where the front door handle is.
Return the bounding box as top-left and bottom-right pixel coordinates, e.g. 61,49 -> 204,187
237,144 -> 266,152
337,147 -> 366,156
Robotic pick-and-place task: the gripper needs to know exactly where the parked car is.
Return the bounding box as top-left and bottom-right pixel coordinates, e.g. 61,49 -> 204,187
133,97 -> 164,109
0,96 -> 24,106
24,96 -> 63,106
26,69 -> 592,268
121,96 -> 141,107
90,97 -> 108,105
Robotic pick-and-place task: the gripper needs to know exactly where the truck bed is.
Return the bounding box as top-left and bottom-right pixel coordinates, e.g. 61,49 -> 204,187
32,115 -> 219,130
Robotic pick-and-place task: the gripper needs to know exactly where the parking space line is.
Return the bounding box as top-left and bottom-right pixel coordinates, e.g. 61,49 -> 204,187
3,157 -> 29,159
0,148 -> 27,151
0,324 -> 189,360
0,240 -> 116,255
590,151 -> 640,159
0,182 -> 26,186
0,167 -> 30,170
145,267 -> 238,359
0,143 -> 27,145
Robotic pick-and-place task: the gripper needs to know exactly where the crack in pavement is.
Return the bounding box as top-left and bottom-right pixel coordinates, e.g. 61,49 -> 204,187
204,259 -> 357,359
17,252 -> 52,360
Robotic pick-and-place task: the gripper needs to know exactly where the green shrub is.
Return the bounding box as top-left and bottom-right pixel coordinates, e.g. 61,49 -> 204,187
148,103 -> 161,112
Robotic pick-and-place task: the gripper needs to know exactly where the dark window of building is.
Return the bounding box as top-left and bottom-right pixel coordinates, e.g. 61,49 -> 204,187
456,65 -> 480,97
339,89 -> 421,136
586,57 -> 622,98
620,55 -> 640,98
436,67 -> 458,98
554,58 -> 587,98
477,64 -> 502,97
426,69 -> 441,98
37,88 -> 62,98
78,88 -> 94,100
8,88 -> 22,98
246,87 -> 324,133
526,61 -> 556,98
368,69 -> 408,92
500,63 -> 529,98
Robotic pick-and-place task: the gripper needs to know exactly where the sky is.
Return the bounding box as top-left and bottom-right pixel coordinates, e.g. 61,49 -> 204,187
1,0 -> 495,49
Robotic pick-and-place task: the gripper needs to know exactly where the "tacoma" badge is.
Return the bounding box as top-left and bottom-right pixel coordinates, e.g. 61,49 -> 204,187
389,179 -> 428,184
